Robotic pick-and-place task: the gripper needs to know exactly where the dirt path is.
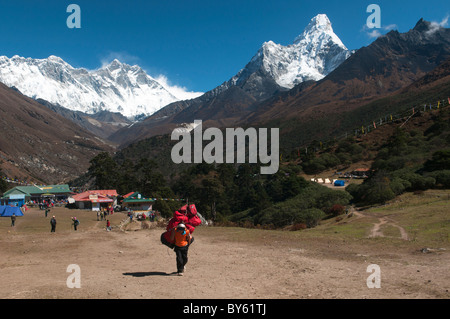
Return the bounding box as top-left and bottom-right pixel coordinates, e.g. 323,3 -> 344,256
0,224 -> 448,299
368,216 -> 409,240
351,206 -> 409,241
369,217 -> 388,238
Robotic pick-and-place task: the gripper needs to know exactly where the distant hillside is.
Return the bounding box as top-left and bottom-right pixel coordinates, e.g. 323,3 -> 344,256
0,83 -> 114,184
36,99 -> 131,141
270,55 -> 450,152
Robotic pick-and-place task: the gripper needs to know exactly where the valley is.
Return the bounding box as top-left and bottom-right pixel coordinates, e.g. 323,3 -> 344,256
0,9 -> 449,301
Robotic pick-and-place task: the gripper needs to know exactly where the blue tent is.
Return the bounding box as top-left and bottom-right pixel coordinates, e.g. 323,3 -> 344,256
334,180 -> 345,187
0,205 -> 23,217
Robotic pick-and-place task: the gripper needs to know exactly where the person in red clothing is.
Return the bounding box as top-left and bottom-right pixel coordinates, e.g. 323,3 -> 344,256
106,219 -> 111,231
170,223 -> 192,276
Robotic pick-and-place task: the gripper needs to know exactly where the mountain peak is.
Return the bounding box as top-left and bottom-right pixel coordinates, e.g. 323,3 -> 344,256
294,14 -> 339,45
302,14 -> 333,35
106,58 -> 124,68
47,55 -> 66,63
413,18 -> 432,32
231,14 -> 351,91
308,14 -> 332,29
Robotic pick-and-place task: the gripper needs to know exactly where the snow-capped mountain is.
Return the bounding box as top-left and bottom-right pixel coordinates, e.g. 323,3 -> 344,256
149,14 -> 352,120
0,55 -> 202,118
229,14 -> 352,90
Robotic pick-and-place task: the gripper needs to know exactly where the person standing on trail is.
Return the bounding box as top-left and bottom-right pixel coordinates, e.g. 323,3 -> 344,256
72,217 -> 79,231
50,216 -> 57,232
106,219 -> 111,231
10,214 -> 16,227
170,223 -> 192,276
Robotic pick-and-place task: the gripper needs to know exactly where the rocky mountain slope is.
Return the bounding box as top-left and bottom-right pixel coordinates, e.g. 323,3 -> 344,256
0,83 -> 114,184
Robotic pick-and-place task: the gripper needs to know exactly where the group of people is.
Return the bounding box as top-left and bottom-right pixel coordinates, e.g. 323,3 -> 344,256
48,215 -> 79,232
48,215 -> 112,232
97,206 -> 113,221
38,199 -> 54,210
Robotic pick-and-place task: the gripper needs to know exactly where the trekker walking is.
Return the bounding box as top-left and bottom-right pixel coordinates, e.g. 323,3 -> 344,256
50,216 -> 56,232
10,213 -> 16,227
72,217 -> 79,231
170,223 -> 192,276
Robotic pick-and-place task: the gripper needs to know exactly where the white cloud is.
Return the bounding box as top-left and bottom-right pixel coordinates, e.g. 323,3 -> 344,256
383,24 -> 397,31
367,29 -> 382,38
361,23 -> 397,39
426,15 -> 449,36
98,51 -> 204,101
155,74 -> 204,101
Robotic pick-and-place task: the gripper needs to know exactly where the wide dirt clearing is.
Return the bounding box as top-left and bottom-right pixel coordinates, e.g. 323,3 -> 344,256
0,195 -> 449,299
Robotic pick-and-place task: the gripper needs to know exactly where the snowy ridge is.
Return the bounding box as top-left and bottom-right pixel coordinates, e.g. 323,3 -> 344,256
0,56 -> 202,119
231,14 -> 351,89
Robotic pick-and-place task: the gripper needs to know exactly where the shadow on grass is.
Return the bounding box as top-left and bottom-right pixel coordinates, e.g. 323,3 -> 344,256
123,271 -> 177,277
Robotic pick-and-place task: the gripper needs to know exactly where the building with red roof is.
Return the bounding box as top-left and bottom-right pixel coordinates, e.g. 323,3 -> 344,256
70,190 -> 118,211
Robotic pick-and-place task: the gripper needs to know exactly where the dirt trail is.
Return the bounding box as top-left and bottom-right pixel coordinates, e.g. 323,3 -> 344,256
0,207 -> 447,299
369,217 -> 388,238
368,216 -> 409,240
350,206 -> 409,241
0,224 -> 448,299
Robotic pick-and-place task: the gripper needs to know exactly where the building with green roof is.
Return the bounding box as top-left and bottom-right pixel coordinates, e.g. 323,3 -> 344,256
1,184 -> 72,205
122,192 -> 154,211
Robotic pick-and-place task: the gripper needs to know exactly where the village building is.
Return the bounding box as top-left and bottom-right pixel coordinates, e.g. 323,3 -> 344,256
122,192 -> 154,212
1,184 -> 72,206
69,189 -> 118,211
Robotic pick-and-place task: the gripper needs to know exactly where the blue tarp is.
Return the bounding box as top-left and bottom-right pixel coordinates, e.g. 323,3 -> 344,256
334,180 -> 345,187
0,205 -> 23,217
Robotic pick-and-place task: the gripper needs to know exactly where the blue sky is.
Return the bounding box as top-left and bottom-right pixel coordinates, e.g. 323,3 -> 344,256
0,0 -> 448,93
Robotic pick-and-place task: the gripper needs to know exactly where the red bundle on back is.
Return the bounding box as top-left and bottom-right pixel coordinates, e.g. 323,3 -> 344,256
187,215 -> 201,227
179,205 -> 187,214
160,204 -> 201,248
185,223 -> 195,234
187,204 -> 198,217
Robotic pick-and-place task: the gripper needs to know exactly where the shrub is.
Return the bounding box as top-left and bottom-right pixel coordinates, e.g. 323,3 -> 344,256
428,170 -> 450,188
392,171 -> 435,191
424,149 -> 450,171
349,172 -> 395,205
302,208 -> 326,228
390,177 -> 407,195
290,223 -> 307,231
327,204 -> 346,217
